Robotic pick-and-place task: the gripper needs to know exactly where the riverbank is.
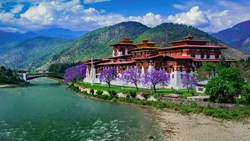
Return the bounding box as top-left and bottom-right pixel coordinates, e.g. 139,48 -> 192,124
0,82 -> 29,88
155,109 -> 250,141
0,84 -> 13,88
68,82 -> 250,140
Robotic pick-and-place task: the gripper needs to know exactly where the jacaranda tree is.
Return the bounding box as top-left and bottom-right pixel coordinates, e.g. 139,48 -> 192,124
99,68 -> 117,88
120,68 -> 141,90
182,73 -> 197,92
64,64 -> 86,83
142,70 -> 170,93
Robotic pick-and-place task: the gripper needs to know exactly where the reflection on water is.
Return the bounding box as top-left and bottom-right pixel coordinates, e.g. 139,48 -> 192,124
0,78 -> 161,141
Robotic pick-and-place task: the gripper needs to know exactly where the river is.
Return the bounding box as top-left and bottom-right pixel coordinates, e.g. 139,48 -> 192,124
0,78 -> 162,141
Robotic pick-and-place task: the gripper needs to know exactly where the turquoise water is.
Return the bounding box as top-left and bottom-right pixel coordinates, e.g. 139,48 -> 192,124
0,78 -> 161,141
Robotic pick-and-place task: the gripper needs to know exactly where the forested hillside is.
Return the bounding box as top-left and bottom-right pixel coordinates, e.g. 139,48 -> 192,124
50,22 -> 248,66
0,37 -> 72,69
134,23 -> 248,60
1,21 -> 248,69
51,22 -> 149,63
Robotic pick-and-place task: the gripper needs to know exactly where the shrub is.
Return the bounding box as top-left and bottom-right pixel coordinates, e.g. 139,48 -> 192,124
176,91 -> 183,95
241,84 -> 250,104
190,102 -> 198,107
90,89 -> 95,95
191,91 -> 195,96
100,95 -> 112,100
126,94 -> 130,98
142,93 -> 150,100
129,91 -> 137,98
96,90 -> 103,96
83,91 -> 88,95
109,90 -> 117,98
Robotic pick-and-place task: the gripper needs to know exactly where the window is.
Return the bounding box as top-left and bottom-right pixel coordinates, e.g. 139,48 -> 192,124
201,51 -> 204,58
215,51 -> 220,58
198,88 -> 203,91
191,49 -> 195,57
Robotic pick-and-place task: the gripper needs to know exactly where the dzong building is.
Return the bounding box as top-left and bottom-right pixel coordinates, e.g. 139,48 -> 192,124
84,35 -> 234,89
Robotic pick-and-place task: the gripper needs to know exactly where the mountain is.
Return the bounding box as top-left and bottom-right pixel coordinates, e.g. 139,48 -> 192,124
0,30 -> 25,46
0,28 -> 86,46
50,22 -> 247,65
0,28 -> 86,69
212,20 -> 250,54
1,21 -> 248,69
134,23 -> 248,60
24,28 -> 87,39
51,21 -> 149,63
0,37 -> 72,69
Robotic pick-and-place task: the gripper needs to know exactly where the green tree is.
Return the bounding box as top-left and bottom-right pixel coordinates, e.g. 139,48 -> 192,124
196,62 -> 219,81
0,66 -> 21,84
196,59 -> 229,81
205,68 -> 245,103
241,84 -> 250,104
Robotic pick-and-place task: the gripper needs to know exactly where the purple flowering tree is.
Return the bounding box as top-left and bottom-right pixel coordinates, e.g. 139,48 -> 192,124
64,64 -> 86,83
120,68 -> 141,90
182,73 -> 197,92
99,68 -> 117,88
142,70 -> 170,93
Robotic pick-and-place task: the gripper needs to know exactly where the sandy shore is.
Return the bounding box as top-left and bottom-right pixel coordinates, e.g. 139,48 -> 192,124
154,109 -> 250,141
0,84 -> 13,88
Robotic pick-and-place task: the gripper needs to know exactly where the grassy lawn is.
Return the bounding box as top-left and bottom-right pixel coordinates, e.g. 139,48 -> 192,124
76,82 -> 195,98
68,83 -> 250,121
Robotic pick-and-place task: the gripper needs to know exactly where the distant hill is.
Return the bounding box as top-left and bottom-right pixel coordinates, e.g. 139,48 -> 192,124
134,23 -> 248,60
0,37 -> 72,69
50,22 -> 247,65
0,28 -> 86,69
24,28 -> 87,39
0,28 -> 86,46
1,21 -> 248,69
51,22 -> 149,63
212,20 -> 250,54
0,30 -> 25,46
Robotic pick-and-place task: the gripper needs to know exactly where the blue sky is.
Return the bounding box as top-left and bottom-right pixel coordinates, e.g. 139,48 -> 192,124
0,0 -> 250,33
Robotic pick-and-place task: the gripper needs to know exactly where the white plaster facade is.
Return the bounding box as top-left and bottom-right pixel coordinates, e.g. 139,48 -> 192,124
84,66 -> 195,90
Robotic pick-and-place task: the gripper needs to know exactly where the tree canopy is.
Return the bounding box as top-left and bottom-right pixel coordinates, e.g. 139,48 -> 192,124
205,68 -> 245,103
142,70 -> 170,93
99,68 -> 118,88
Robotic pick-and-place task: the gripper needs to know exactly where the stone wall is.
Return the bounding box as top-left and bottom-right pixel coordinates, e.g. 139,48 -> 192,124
161,97 -> 246,109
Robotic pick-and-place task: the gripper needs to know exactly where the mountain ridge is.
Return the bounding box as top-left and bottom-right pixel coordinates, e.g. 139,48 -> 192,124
212,20 -> 250,54
1,21 -> 248,69
50,22 -> 248,65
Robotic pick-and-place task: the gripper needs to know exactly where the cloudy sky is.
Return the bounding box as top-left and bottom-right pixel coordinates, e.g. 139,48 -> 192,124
0,0 -> 249,33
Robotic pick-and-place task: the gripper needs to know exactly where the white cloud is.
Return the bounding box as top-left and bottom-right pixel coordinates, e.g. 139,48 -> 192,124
128,12 -> 165,27
173,4 -> 187,10
1,0 -> 249,33
84,0 -> 110,4
10,4 -> 24,14
167,6 -> 210,28
0,0 -> 165,32
202,1 -> 250,32
168,1 -> 250,32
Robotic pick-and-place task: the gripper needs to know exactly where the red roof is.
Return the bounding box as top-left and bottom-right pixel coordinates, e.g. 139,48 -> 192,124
165,55 -> 194,59
97,61 -> 135,66
134,54 -> 194,60
110,43 -> 136,46
158,45 -> 227,51
192,59 -> 236,62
